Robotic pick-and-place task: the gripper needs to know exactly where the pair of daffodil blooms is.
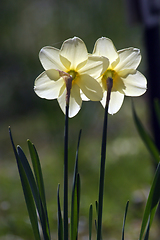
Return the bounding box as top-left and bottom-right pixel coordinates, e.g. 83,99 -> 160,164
34,37 -> 147,118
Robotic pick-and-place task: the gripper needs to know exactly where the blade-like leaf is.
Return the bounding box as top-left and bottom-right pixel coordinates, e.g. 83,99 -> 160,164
27,140 -> 50,235
57,184 -> 63,240
132,103 -> 160,163
139,162 -> 160,240
89,204 -> 93,240
70,130 -> 82,240
71,174 -> 79,240
77,173 -> 80,234
95,201 -> 99,238
9,127 -> 41,240
17,146 -> 50,240
143,219 -> 150,240
121,201 -> 129,240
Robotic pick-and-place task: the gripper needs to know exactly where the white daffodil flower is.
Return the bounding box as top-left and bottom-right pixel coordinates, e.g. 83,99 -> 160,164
34,37 -> 109,117
92,37 -> 147,114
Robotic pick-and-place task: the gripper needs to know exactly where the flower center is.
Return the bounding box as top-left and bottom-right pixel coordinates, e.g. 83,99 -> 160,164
68,70 -> 79,84
102,69 -> 118,91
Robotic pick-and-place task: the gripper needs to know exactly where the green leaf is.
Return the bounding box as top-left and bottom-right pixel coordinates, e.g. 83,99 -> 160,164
57,184 -> 63,240
95,201 -> 99,237
70,130 -> 81,240
121,201 -> 129,240
9,127 -> 41,240
89,204 -> 93,240
139,162 -> 160,240
17,146 -> 50,240
132,103 -> 160,163
27,140 -> 50,235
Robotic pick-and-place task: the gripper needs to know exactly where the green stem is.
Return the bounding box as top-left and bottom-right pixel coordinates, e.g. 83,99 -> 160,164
64,104 -> 69,240
97,77 -> 113,240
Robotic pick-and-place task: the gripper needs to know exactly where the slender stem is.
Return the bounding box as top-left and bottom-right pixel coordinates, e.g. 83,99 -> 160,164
64,104 -> 69,240
97,77 -> 113,240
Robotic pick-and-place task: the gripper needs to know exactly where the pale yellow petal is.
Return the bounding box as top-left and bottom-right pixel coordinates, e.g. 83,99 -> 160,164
45,69 -> 61,80
59,37 -> 88,70
79,56 -> 109,78
80,90 -> 90,101
92,37 -> 119,64
115,48 -> 141,72
122,71 -> 147,96
34,71 -> 64,99
59,55 -> 71,70
39,47 -> 65,71
118,69 -> 136,78
101,91 -> 124,114
69,84 -> 82,117
57,84 -> 82,117
108,91 -> 124,114
77,74 -> 103,101
57,88 -> 67,115
100,91 -> 107,108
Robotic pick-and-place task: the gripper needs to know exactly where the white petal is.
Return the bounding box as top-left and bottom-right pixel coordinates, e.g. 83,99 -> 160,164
80,90 -> 90,101
69,84 -> 82,117
115,48 -> 141,72
101,91 -> 124,114
39,47 -> 65,71
57,88 -> 66,115
108,91 -> 124,114
45,69 -> 61,80
92,37 -> 119,64
79,55 -> 109,78
34,71 -> 64,99
77,74 -> 103,101
118,69 -> 136,78
60,37 -> 88,70
57,84 -> 82,117
122,71 -> 147,96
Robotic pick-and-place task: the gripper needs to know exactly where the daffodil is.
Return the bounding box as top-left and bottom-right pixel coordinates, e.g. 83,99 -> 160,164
34,37 -> 109,117
92,37 -> 147,114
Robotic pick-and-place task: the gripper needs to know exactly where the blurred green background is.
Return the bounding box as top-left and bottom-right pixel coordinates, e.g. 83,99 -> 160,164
0,0 -> 158,239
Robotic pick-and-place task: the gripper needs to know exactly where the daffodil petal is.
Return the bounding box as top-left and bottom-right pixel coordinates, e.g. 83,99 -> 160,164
80,90 -> 90,101
115,48 -> 141,72
45,69 -> 61,80
122,71 -> 147,96
60,37 -> 88,69
59,55 -> 71,70
39,47 -> 65,71
77,74 -> 103,101
34,71 -> 64,99
101,91 -> 124,114
93,37 -> 119,64
69,84 -> 82,117
57,84 -> 82,118
118,69 -> 136,78
108,91 -> 124,114
79,56 -> 109,78
57,88 -> 66,115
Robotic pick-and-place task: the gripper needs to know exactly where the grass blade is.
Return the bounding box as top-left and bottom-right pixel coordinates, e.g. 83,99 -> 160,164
89,204 -> 93,240
28,140 -> 50,235
9,127 -> 41,240
57,184 -> 63,240
121,201 -> 129,240
139,162 -> 160,240
70,130 -> 82,240
17,146 -> 50,240
132,103 -> 160,163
